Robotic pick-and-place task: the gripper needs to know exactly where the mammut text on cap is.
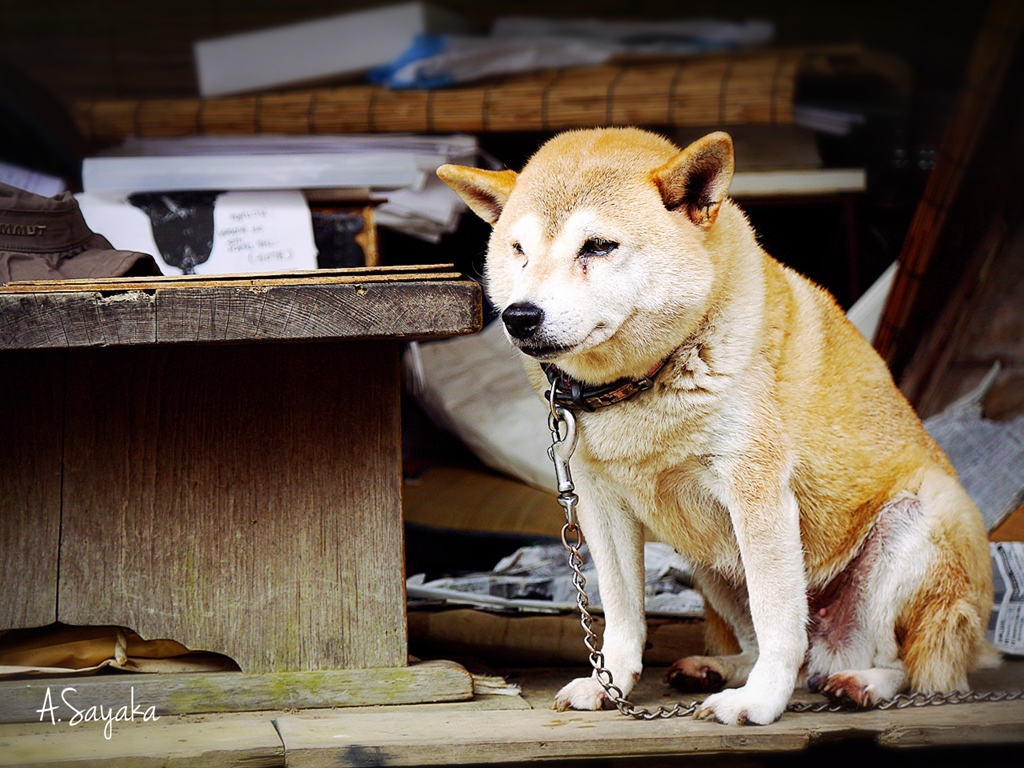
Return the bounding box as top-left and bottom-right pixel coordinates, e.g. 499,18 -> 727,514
0,182 -> 161,285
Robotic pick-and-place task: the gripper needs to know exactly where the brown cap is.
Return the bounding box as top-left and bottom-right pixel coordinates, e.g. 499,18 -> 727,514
0,182 -> 161,284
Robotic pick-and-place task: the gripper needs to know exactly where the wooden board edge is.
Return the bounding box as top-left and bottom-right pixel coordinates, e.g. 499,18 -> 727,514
0,270 -> 466,294
0,661 -> 474,724
0,279 -> 482,349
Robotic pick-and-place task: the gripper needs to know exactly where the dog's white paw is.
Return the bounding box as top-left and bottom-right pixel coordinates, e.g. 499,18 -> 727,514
553,677 -> 608,711
694,685 -> 787,725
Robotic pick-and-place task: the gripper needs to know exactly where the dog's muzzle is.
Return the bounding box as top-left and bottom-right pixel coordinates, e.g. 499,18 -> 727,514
501,301 -> 544,341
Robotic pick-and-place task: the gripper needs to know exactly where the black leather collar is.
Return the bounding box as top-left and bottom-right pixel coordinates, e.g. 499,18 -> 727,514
542,354 -> 673,412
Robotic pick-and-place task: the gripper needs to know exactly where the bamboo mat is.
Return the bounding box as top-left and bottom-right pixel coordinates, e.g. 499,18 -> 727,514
73,49 -> 811,145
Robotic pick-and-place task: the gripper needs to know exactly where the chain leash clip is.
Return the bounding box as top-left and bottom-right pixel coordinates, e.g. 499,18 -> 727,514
543,388 -> 1024,720
547,387 -> 578,518
546,386 -> 698,719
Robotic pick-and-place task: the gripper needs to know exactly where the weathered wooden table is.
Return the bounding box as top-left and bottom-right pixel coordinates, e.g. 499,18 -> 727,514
0,266 -> 480,700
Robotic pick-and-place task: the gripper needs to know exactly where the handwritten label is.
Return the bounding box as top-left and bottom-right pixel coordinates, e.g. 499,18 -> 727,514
202,190 -> 317,274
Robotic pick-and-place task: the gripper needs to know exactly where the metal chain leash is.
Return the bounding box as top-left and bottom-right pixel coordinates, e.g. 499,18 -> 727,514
545,394 -> 1024,720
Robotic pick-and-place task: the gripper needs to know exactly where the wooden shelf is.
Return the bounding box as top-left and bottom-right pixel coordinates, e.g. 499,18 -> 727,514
0,267 -> 481,350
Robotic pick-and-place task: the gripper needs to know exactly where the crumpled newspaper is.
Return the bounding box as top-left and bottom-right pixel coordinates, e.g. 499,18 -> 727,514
924,363 -> 1024,532
407,540 -> 704,617
990,542 -> 1024,656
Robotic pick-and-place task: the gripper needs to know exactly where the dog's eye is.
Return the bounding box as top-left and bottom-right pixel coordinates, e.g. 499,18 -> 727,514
511,242 -> 525,256
578,238 -> 618,263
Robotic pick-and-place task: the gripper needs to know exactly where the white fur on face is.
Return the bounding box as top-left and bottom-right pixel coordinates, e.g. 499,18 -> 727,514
490,208 -> 650,360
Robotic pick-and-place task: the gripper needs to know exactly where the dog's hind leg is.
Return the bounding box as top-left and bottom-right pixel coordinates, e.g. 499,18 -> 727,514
898,474 -> 992,696
819,665 -> 907,708
816,477 -> 991,709
666,568 -> 757,693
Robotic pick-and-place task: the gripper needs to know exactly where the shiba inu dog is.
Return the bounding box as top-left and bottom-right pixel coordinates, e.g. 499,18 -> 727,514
437,128 -> 993,725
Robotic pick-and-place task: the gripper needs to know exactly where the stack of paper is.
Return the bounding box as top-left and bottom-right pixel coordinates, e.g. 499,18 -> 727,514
82,152 -> 422,194
83,133 -> 482,242
0,159 -> 67,197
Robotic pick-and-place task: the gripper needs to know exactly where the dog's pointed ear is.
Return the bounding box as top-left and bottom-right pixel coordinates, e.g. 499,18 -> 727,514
651,132 -> 735,229
437,164 -> 518,225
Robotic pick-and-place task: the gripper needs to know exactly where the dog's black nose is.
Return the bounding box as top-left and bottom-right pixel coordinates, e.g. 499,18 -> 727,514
501,302 -> 544,340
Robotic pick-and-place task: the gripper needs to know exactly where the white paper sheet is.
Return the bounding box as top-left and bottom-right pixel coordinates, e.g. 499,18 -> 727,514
199,191 -> 317,274
75,191 -> 163,262
76,190 -> 317,275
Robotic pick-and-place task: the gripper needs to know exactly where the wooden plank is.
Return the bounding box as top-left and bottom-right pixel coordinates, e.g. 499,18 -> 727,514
0,269 -> 463,295
0,714 -> 283,767
901,218 -> 1024,417
56,341 -> 407,673
276,706 -> 810,766
0,291 -> 158,349
0,351 -> 64,628
0,661 -> 473,724
0,280 -> 482,350
153,281 -> 480,344
3,662 -> 1022,765
0,264 -> 458,294
276,661 -> 1024,766
276,698 -> 1024,767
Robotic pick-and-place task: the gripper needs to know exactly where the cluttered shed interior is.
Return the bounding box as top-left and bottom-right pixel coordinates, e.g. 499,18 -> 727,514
1,1 -> 1023,765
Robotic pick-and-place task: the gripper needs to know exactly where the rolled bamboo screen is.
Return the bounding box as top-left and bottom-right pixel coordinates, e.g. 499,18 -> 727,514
73,51 -> 802,145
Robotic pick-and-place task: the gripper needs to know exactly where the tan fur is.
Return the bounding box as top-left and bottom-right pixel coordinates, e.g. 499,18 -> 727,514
439,128 -> 994,724
702,601 -> 742,656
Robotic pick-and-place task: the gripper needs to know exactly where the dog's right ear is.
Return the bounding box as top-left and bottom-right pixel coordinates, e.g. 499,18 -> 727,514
437,165 -> 518,225
651,132 -> 735,229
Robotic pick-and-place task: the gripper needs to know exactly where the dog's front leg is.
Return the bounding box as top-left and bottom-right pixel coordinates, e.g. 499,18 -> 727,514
554,481 -> 646,711
696,466 -> 808,725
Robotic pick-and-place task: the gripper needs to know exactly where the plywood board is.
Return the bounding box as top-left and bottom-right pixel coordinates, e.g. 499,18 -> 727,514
56,341 -> 406,673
